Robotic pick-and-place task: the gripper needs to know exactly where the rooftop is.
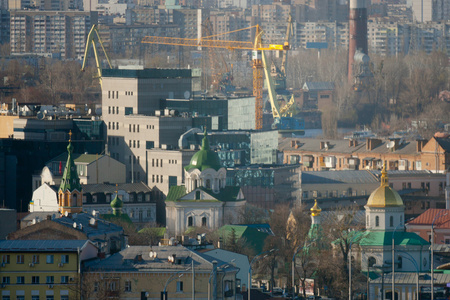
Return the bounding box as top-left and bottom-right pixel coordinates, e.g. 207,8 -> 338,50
407,209 -> 450,229
0,240 -> 90,252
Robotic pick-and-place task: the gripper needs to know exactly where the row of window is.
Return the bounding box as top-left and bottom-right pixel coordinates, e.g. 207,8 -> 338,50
1,255 -> 68,265
303,189 -> 367,199
151,174 -> 163,183
371,215 -> 403,227
128,171 -> 141,182
108,91 -> 119,99
2,275 -> 70,284
2,296 -> 68,300
129,140 -> 140,148
108,106 -> 119,114
129,124 -> 140,132
108,122 -> 119,130
152,158 -> 163,167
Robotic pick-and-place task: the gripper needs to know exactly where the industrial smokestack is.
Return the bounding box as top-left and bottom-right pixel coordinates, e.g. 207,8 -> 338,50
348,0 -> 368,84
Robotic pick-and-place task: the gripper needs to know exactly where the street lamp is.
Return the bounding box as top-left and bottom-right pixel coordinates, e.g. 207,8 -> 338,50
431,210 -> 448,300
391,222 -> 403,300
162,266 -> 191,300
292,240 -> 316,300
248,248 -> 278,300
398,251 -> 419,300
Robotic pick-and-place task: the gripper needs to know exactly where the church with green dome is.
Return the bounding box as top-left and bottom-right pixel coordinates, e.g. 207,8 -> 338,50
165,130 -> 246,236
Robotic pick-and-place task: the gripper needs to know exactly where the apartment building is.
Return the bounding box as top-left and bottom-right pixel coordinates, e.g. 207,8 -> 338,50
0,240 -> 98,300
296,21 -> 349,49
173,8 -> 206,39
9,10 -> 97,59
412,0 -> 450,22
209,10 -> 250,41
0,9 -> 8,44
102,68 -> 193,183
252,3 -> 291,44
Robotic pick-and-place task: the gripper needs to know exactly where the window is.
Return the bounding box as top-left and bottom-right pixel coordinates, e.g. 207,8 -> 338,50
16,296 -> 25,300
46,255 -> 54,264
398,256 -> 402,269
31,296 -> 39,300
61,255 -> 69,264
61,296 -> 68,300
1,255 -> 9,264
16,276 -> 24,284
188,216 -> 193,227
46,276 -> 54,284
2,276 -> 10,284
32,255 -> 39,264
32,276 -> 40,284
176,281 -> 184,292
16,255 -> 24,264
46,296 -> 54,300
2,296 -> 10,300
61,276 -> 69,283
202,217 -> 207,227
94,282 -> 99,292
390,216 -> 393,227
375,216 -> 380,227
368,257 -> 376,268
195,191 -> 200,200
125,280 -> 132,292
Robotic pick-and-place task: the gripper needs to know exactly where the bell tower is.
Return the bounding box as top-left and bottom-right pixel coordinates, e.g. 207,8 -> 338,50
58,131 -> 83,214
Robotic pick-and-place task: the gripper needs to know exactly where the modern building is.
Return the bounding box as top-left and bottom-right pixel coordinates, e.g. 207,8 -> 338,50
0,209 -> 17,239
165,132 -> 246,236
83,245 -> 239,300
101,68 -> 193,183
10,10 -> 97,59
412,0 -> 450,22
0,240 -> 98,300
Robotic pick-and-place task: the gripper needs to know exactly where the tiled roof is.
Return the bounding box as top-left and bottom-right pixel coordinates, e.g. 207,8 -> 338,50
0,240 -> 89,252
407,208 -> 450,229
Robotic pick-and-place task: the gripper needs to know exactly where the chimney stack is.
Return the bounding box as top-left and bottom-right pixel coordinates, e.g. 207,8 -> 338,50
348,0 -> 368,83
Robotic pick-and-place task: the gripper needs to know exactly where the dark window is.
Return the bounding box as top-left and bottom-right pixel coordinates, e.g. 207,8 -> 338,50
375,216 -> 380,227
390,216 -> 394,227
195,191 -> 200,200
146,141 -> 155,149
368,257 -> 376,268
398,256 -> 402,269
125,107 -> 133,115
188,217 -> 193,227
202,217 -> 207,227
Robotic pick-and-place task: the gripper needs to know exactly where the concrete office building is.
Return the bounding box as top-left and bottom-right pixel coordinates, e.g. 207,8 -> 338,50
102,68 -> 193,183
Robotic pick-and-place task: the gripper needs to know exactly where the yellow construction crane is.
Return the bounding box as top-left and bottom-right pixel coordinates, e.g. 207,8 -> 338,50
81,24 -> 112,88
142,25 -> 289,130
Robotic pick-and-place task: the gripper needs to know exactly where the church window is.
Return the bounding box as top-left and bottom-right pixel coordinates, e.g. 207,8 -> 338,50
368,257 -> 376,268
194,180 -> 198,189
195,191 -> 200,200
206,179 -> 211,189
375,216 -> 380,227
188,216 -> 193,227
390,216 -> 393,227
398,256 -> 402,269
202,217 -> 207,227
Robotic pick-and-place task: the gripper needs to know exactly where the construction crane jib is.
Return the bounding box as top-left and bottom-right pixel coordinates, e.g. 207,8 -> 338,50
81,24 -> 112,88
141,25 -> 289,130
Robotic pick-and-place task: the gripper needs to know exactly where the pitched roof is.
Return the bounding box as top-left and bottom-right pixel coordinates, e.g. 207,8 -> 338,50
48,153 -> 104,165
218,224 -> 272,254
85,245 -> 235,272
303,81 -> 335,91
0,240 -> 90,252
165,186 -> 242,202
83,182 -> 152,194
302,170 -> 379,184
53,212 -> 124,237
359,231 -> 429,246
59,141 -> 82,192
407,208 -> 450,229
436,137 -> 450,152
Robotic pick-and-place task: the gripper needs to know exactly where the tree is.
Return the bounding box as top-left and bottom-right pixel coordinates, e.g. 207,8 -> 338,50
238,204 -> 269,224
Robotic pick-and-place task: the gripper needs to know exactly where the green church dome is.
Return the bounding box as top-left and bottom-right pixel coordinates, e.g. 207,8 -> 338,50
110,194 -> 123,209
184,129 -> 222,172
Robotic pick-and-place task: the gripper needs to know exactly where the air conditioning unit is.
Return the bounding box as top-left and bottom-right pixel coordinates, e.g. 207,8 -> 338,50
48,284 -> 53,289
58,263 -> 64,267
29,263 -> 34,267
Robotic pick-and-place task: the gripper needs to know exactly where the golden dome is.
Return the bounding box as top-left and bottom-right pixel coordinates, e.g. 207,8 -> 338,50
366,165 -> 403,208
311,199 -> 322,216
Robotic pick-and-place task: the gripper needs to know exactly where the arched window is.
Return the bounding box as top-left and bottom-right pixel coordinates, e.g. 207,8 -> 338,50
188,216 -> 193,227
206,179 -> 211,189
390,216 -> 394,227
202,217 -> 207,227
375,216 -> 380,227
368,257 -> 376,268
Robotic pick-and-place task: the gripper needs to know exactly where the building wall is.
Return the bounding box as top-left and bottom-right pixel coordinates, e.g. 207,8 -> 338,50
0,116 -> 18,139
0,209 -> 16,239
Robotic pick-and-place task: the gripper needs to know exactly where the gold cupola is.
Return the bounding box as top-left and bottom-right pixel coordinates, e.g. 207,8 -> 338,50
366,164 -> 403,208
311,199 -> 322,216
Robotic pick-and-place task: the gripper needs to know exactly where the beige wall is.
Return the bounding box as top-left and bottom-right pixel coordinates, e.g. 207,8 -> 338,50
0,116 -> 18,138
